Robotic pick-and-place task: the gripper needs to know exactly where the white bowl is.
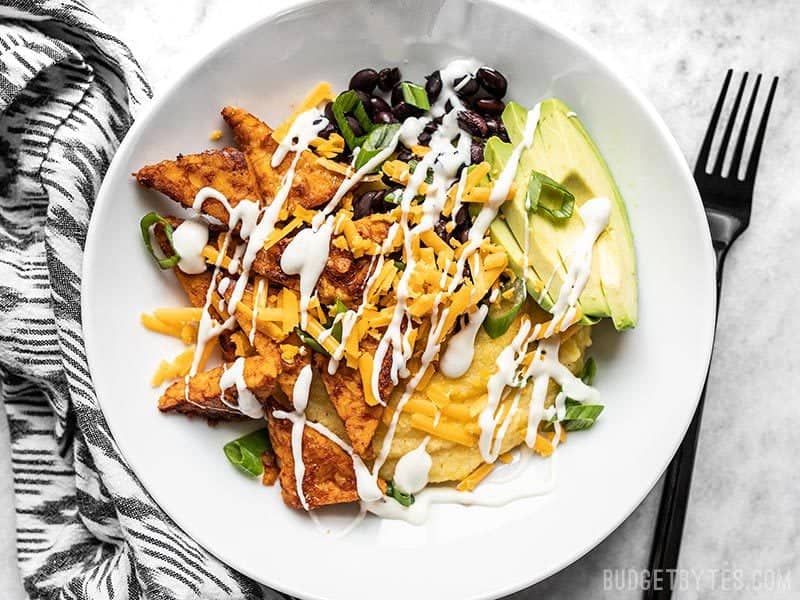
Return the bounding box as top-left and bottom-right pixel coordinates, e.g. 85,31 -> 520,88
82,1 -> 715,598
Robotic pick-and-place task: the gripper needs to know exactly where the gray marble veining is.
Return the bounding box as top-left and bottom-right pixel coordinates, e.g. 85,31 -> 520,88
1,1 -> 797,598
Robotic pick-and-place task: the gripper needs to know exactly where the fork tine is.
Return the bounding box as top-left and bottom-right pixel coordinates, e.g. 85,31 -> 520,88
728,74 -> 761,179
711,71 -> 748,175
744,76 -> 779,185
695,70 -> 732,177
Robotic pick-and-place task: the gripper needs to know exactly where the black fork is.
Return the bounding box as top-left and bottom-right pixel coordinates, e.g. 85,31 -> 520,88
645,70 -> 779,600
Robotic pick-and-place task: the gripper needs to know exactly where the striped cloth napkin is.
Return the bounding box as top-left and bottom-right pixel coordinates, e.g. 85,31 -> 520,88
0,2 -> 288,598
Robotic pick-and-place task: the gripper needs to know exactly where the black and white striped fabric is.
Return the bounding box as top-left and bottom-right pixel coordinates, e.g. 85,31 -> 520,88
0,2 -> 287,598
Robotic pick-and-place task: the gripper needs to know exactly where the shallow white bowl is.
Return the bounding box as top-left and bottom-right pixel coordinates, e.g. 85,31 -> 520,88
82,1 -> 715,598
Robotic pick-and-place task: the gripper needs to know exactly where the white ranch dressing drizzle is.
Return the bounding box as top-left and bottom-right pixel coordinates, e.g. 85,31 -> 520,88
249,278 -> 265,345
219,356 -> 263,418
393,439 -> 433,495
439,304 -> 488,378
544,196 -> 611,336
477,319 -> 532,462
281,364 -> 314,511
363,453 -> 556,525
280,217 -> 334,328
172,220 -> 209,274
370,59 -> 479,401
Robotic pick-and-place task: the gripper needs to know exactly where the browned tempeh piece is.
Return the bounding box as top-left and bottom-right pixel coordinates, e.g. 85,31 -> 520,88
221,106 -> 344,210
267,410 -> 360,509
314,355 -> 382,458
159,355 -> 279,419
251,237 -> 373,308
134,147 -> 261,224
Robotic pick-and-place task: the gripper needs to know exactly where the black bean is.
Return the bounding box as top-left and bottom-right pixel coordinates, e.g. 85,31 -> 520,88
396,149 -> 414,162
368,95 -> 391,114
457,110 -> 488,137
346,115 -> 364,137
454,75 -> 479,98
485,117 -> 500,136
423,120 -> 439,133
392,101 -> 419,121
324,102 -> 336,126
373,110 -> 398,124
473,98 -> 506,116
349,68 -> 379,93
474,97 -> 505,116
470,140 -> 485,164
434,217 -> 449,242
454,204 -> 471,227
476,67 -> 508,98
318,123 -> 336,139
453,207 -> 472,243
425,70 -> 442,103
444,99 -> 454,113
353,190 -> 384,219
378,67 -> 401,92
354,89 -> 371,112
418,131 -> 432,145
391,81 -> 407,106
498,126 -> 510,143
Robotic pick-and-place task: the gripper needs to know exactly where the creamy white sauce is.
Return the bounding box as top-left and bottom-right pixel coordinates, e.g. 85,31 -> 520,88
545,197 -> 611,335
364,453 -> 556,525
219,356 -> 263,418
172,220 -> 209,274
280,217 -> 334,328
393,440 -> 433,495
477,319 -> 532,462
439,304 -> 488,378
218,277 -> 231,295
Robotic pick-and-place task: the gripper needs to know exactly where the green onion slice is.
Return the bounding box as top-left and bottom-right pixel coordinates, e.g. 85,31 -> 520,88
354,123 -> 400,171
223,428 -> 271,477
295,327 -> 329,356
543,399 -> 604,432
329,298 -> 348,342
140,212 -> 180,269
408,159 -> 434,184
393,259 -> 406,271
385,480 -> 415,507
332,90 -> 375,150
526,171 -> 575,221
400,82 -> 431,112
483,278 -> 526,339
579,356 -> 597,386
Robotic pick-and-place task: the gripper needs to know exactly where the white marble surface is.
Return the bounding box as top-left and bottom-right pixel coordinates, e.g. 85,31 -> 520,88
2,1 -> 798,598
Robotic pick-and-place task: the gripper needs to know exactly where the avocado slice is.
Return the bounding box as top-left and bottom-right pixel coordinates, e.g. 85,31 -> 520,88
485,99 -> 637,330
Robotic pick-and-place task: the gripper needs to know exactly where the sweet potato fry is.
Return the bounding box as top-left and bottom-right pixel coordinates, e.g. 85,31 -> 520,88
135,147 -> 261,224
267,411 -> 359,509
159,354 -> 279,419
221,106 -> 344,210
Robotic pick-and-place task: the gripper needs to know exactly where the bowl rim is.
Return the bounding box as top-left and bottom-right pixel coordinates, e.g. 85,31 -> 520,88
82,0 -> 716,597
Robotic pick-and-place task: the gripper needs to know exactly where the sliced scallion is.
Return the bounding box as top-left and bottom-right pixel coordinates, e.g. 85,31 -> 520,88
385,480 -> 415,507
393,259 -> 406,271
140,212 -> 180,269
526,171 -> 575,221
223,428 -> 271,477
331,90 -> 374,150
483,278 -> 526,339
329,298 -> 348,342
354,123 -> 400,171
296,327 -> 329,356
580,356 -> 597,386
400,82 -> 430,112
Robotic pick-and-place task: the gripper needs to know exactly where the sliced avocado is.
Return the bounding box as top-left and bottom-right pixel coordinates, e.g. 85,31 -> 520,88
486,99 -> 637,330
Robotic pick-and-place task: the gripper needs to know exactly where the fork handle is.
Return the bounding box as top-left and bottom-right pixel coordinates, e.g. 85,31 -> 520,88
645,243 -> 724,599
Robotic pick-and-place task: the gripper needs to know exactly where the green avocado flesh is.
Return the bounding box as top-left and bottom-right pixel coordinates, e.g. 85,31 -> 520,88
484,99 -> 638,330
